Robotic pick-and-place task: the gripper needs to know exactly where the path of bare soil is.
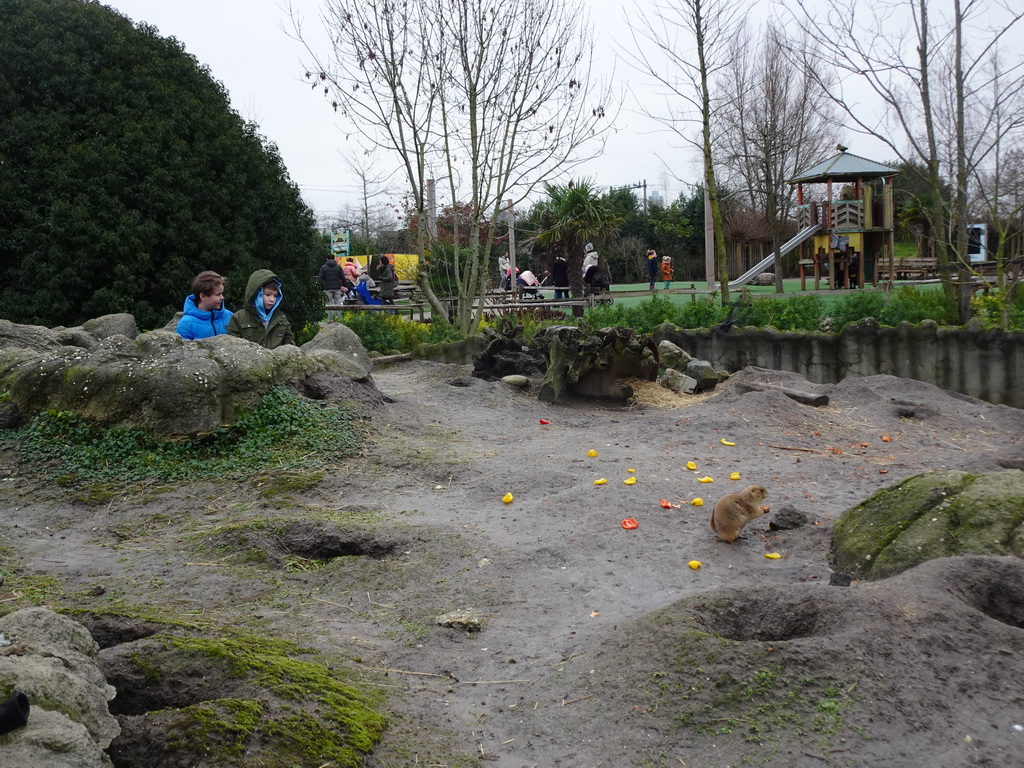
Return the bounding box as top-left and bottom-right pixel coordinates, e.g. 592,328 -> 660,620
2,362 -> 1024,767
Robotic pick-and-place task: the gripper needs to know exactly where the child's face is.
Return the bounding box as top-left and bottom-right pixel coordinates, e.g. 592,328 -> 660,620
261,284 -> 279,311
197,285 -> 224,312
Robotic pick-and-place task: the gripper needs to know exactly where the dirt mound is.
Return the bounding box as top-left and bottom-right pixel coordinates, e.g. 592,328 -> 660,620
552,555 -> 1024,767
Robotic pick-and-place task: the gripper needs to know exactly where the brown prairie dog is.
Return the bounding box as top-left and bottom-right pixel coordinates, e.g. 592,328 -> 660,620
709,485 -> 769,543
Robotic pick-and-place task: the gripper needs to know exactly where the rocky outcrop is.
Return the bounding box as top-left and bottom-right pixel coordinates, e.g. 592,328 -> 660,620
0,315 -> 375,437
831,469 -> 1024,579
0,608 -> 119,768
536,325 -> 658,403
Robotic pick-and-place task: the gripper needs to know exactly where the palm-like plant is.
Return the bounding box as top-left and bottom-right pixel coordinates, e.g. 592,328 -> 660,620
532,180 -> 621,302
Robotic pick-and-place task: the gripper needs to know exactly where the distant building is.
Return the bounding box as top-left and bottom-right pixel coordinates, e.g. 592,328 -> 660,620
649,190 -> 664,208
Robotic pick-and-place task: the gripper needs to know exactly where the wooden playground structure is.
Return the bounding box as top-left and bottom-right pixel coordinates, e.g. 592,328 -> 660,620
789,150 -> 898,291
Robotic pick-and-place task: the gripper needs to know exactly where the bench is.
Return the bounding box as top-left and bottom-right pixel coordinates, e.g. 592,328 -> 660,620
325,302 -> 430,322
890,257 -> 939,280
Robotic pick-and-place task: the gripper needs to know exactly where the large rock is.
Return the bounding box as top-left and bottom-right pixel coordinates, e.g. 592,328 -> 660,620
0,608 -> 119,768
657,339 -> 692,373
831,469 -> 1024,579
684,359 -> 720,392
0,317 -> 375,436
299,322 -> 373,381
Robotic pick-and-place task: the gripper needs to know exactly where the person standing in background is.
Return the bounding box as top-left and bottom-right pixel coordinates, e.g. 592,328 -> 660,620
646,249 -> 659,290
552,255 -> 569,299
318,255 -> 346,315
661,254 -> 673,290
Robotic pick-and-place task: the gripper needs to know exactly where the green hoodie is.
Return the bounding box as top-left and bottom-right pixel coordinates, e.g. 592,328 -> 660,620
226,268 -> 295,349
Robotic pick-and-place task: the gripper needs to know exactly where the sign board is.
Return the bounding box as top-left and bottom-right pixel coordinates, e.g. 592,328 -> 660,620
330,229 -> 350,258
967,223 -> 987,263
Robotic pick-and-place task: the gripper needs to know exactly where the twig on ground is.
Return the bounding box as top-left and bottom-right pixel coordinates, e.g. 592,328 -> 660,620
367,667 -> 449,678
456,678 -> 532,685
367,591 -> 395,607
562,694 -> 594,706
309,596 -> 356,612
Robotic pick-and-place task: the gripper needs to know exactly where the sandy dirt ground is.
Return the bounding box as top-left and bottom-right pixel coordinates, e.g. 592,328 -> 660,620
3,360 -> 1024,767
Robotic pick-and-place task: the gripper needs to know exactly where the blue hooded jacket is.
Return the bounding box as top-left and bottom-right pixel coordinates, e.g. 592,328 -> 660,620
175,294 -> 232,340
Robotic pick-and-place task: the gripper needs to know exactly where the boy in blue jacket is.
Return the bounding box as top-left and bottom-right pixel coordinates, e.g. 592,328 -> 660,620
176,271 -> 232,340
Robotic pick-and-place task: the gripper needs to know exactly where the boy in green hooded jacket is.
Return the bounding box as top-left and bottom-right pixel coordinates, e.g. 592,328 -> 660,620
227,268 -> 296,348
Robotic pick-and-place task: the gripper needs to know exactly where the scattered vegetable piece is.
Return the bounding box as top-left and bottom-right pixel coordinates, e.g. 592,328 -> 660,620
594,478 -> 607,485
881,435 -> 893,442
764,552 -> 782,559
539,419 -> 550,425
660,499 -> 672,509
720,439 -> 735,446
587,449 -> 599,457
691,498 -> 704,506
686,461 -> 697,471
590,611 -> 600,617
621,518 -> 639,529
879,469 -> 889,474
624,476 -> 637,485
729,472 -> 741,480
502,492 -> 514,504
688,560 -> 702,570
698,476 -> 714,483
628,468 -> 636,473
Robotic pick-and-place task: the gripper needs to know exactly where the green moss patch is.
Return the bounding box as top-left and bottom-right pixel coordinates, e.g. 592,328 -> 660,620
832,469 -> 1024,579
11,387 -> 365,485
112,633 -> 386,767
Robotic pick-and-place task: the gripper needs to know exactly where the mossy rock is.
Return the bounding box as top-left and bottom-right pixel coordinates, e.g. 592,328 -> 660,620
831,469 -> 1024,579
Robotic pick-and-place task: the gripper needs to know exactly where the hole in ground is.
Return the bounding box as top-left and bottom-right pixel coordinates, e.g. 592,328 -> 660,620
694,591 -> 842,642
74,614 -> 163,649
946,557 -> 1024,629
212,520 -> 403,570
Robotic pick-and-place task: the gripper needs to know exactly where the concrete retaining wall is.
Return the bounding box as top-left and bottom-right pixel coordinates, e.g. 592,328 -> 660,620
654,319 -> 1024,409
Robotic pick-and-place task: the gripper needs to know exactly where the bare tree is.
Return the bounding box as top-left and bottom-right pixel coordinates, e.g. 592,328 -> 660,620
430,0 -> 611,329
624,0 -> 743,304
340,148 -> 399,249
716,24 -> 839,292
291,0 -> 610,331
785,0 -> 1024,317
965,51 -> 1024,325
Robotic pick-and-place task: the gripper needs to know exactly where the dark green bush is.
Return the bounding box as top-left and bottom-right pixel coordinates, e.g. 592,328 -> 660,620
580,295 -> 728,333
338,313 -> 402,354
882,286 -> 957,325
740,294 -> 824,331
829,292 -> 888,330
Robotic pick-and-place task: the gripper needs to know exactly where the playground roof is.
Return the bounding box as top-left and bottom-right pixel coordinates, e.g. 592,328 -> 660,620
789,151 -> 896,184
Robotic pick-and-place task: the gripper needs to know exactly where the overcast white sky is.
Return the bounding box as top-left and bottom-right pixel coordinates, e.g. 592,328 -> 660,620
103,0 -> 895,223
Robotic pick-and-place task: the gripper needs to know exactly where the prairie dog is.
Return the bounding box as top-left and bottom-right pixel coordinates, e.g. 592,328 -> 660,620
709,485 -> 768,543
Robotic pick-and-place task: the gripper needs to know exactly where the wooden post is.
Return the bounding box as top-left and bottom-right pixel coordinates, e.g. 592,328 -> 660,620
506,200 -> 517,301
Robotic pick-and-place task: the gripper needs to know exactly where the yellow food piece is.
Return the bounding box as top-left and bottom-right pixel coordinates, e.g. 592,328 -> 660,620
721,439 -> 735,446
729,472 -> 741,480
624,476 -> 637,485
502,493 -> 514,504
764,552 -> 782,559
628,468 -> 636,473
594,478 -> 607,485
587,449 -> 599,457
686,461 -> 697,471
698,476 -> 714,483
688,560 -> 702,570
691,498 -> 704,506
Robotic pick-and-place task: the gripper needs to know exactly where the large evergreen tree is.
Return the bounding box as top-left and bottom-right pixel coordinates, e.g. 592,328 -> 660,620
0,0 -> 322,330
